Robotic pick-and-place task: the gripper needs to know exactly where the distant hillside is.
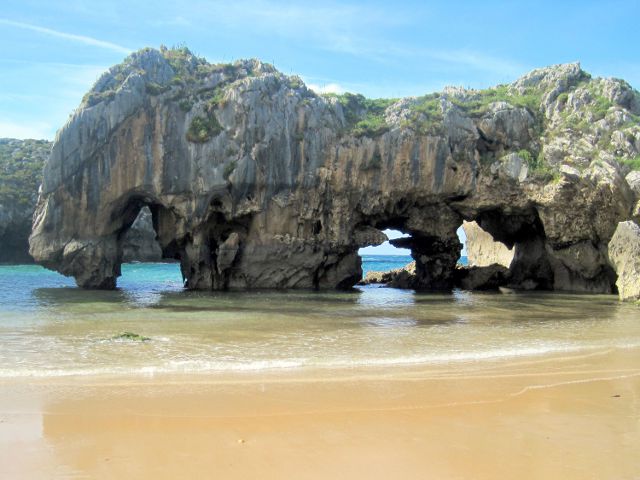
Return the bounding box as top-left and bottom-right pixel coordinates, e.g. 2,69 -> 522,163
0,138 -> 51,263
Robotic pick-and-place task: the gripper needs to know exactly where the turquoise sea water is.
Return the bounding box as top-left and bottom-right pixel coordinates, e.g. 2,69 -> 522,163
0,257 -> 637,377
362,255 -> 467,275
361,254 -> 412,275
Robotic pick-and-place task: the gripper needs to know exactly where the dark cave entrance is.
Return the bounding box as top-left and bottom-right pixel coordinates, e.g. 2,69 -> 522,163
351,204 -> 564,292
180,209 -> 253,290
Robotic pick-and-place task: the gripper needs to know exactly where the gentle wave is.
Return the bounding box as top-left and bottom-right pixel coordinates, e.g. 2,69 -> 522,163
2,342 -> 638,378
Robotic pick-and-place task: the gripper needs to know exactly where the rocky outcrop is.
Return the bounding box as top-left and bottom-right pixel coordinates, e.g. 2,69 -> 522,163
463,220 -> 514,268
361,261 -> 511,291
28,48 -> 640,294
359,262 -> 416,288
120,206 -> 163,262
454,264 -> 511,291
608,221 -> 640,301
0,138 -> 160,264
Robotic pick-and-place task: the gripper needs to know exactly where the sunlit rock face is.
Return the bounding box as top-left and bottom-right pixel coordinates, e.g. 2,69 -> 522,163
29,48 -> 639,295
608,221 -> 640,301
463,220 -> 514,268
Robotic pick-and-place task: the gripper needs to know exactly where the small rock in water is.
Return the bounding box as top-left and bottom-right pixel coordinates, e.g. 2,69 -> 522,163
112,331 -> 151,342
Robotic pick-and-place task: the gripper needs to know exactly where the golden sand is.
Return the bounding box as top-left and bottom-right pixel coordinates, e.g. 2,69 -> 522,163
1,348 -> 639,479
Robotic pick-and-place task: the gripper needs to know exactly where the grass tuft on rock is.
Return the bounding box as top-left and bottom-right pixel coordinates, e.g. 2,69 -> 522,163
223,160 -> 238,180
619,156 -> 640,171
325,93 -> 397,138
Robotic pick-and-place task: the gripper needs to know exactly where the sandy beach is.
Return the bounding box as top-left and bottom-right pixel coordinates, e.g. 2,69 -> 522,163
1,346 -> 638,480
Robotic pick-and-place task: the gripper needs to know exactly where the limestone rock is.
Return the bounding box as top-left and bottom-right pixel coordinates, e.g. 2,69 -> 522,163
608,221 -> 640,301
477,102 -> 535,153
627,171 -> 640,196
121,207 -> 162,262
490,152 -> 529,182
27,48 -> 640,292
216,232 -> 240,274
462,221 -> 514,268
359,262 -> 416,289
454,264 -> 511,291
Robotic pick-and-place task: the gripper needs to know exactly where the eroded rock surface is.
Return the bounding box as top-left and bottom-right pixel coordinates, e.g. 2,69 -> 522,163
608,221 -> 640,301
454,264 -> 511,291
359,262 -> 416,289
463,220 -> 514,268
121,207 -> 163,262
29,48 -> 640,295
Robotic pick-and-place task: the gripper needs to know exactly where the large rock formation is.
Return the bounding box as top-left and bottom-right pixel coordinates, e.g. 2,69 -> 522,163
0,138 -> 160,264
608,221 -> 640,301
29,47 -> 640,294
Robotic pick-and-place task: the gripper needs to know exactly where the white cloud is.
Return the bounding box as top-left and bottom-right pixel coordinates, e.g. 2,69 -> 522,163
0,18 -> 131,54
306,82 -> 344,94
0,120 -> 55,140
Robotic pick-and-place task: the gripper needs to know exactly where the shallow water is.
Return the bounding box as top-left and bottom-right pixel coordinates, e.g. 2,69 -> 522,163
0,258 -> 637,377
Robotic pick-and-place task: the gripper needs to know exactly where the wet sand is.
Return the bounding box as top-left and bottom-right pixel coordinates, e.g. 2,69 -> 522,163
1,347 -> 639,479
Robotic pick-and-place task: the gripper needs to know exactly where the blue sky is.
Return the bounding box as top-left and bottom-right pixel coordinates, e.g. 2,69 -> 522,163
1,0 -> 639,140
1,0 -> 637,254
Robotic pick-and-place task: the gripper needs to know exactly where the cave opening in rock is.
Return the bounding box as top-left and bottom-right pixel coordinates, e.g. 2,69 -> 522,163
457,225 -> 468,266
115,200 -> 182,289
120,206 -> 164,264
452,219 -> 515,291
358,229 -> 413,277
460,220 -> 514,270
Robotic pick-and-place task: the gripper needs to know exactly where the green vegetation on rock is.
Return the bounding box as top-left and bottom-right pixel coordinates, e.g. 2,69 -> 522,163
0,139 -> 50,208
76,47 -> 640,183
186,112 -> 223,143
204,85 -> 227,109
223,160 -> 238,180
288,76 -> 304,90
526,151 -> 558,180
451,85 -> 544,118
325,93 -> 397,138
404,93 -> 444,135
620,156 -> 640,171
145,81 -> 169,95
